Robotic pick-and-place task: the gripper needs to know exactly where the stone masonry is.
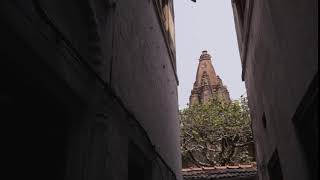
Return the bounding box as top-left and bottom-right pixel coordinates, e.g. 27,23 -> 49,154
189,50 -> 231,105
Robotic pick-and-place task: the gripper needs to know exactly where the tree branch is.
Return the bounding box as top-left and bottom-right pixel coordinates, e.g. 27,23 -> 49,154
233,141 -> 254,147
188,151 -> 211,167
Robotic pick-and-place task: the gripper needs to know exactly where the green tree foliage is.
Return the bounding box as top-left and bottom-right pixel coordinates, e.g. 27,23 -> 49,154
180,96 -> 254,167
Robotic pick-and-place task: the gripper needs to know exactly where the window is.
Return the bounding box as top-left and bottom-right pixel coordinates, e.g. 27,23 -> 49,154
154,0 -> 176,69
292,73 -> 318,180
268,150 -> 284,180
231,0 -> 250,56
233,0 -> 247,30
262,112 -> 267,129
129,142 -> 152,180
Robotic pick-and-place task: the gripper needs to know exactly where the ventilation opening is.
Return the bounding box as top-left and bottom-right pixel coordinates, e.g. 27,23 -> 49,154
262,112 -> 267,129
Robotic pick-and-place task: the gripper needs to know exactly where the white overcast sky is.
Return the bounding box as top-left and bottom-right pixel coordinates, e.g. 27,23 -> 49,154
173,0 -> 246,109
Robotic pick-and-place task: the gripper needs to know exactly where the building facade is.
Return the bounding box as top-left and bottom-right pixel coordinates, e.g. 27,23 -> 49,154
231,0 -> 318,180
0,0 -> 182,179
190,50 -> 231,105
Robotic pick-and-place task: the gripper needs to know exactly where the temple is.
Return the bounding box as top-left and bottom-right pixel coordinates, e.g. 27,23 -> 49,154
189,50 -> 231,105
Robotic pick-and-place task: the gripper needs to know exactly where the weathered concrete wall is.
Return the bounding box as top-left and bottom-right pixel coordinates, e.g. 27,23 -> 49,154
0,0 -> 181,179
109,1 -> 181,177
232,0 -> 318,180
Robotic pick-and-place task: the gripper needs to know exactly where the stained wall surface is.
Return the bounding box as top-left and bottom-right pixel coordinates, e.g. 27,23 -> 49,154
0,0 -> 182,179
232,0 -> 318,180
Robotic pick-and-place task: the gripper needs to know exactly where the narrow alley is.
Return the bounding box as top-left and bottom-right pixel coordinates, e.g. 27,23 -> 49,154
0,0 -> 317,180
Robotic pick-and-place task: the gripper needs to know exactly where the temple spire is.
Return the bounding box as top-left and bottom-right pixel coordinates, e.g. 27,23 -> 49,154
189,50 -> 231,105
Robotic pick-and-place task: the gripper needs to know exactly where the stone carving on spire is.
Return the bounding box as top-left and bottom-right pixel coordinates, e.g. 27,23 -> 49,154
189,51 -> 231,105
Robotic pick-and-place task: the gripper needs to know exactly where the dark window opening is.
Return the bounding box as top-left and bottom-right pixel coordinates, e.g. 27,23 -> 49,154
262,112 -> 267,129
238,0 -> 246,24
235,0 -> 247,29
162,0 -> 169,8
268,150 -> 284,180
0,23 -> 84,179
0,51 -> 70,180
129,142 -> 152,180
292,73 -> 318,180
